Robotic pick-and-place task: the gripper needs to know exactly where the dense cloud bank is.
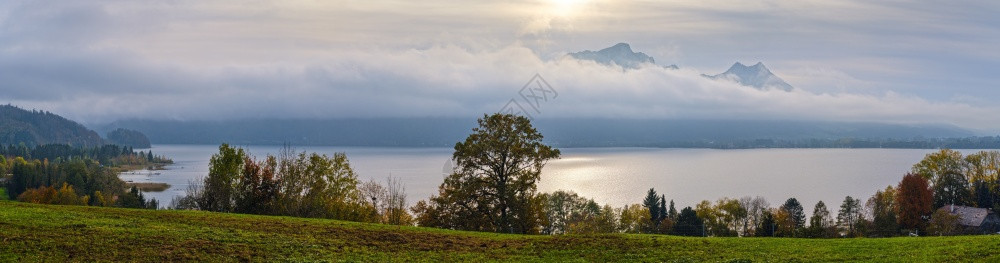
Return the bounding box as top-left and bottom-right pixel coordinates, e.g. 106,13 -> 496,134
1,1 -> 997,131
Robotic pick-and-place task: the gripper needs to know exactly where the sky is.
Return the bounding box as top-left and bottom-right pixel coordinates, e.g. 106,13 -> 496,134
1,0 -> 999,131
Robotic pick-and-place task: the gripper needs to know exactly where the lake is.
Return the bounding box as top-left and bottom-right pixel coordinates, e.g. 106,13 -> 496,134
121,145 -> 979,211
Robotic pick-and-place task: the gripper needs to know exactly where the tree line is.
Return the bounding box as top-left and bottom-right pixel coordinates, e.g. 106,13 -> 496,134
408,114 -> 1000,237
659,136 -> 1000,149
0,143 -> 171,168
170,144 -> 412,226
2,144 -> 163,209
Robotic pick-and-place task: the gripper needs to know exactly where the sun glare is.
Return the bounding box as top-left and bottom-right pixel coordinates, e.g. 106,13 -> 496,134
548,0 -> 589,17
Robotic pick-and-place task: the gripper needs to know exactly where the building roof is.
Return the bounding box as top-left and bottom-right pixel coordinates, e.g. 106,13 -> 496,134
939,205 -> 990,227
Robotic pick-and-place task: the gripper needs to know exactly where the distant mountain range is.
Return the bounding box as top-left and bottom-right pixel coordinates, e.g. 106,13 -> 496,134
102,118 -> 976,148
703,62 -> 794,91
568,43 -> 793,91
0,104 -> 105,147
0,104 -> 980,149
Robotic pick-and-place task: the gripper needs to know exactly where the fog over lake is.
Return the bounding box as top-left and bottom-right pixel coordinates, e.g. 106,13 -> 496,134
123,145 -> 983,211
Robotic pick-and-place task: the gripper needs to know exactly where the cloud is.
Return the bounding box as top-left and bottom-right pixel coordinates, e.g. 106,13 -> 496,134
3,41 -> 998,131
0,0 -> 998,132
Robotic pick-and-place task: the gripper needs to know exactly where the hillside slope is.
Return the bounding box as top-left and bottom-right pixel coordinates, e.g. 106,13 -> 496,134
0,105 -> 104,147
105,128 -> 152,148
1,201 -> 998,262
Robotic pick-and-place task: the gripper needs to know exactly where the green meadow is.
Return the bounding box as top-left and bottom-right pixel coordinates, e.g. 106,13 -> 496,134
1,201 -> 998,262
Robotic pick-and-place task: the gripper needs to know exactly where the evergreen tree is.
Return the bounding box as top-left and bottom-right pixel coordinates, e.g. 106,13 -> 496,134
781,198 -> 806,229
757,210 -> 776,237
118,186 -> 147,208
658,195 -> 667,222
145,198 -> 159,210
974,180 -> 993,209
642,188 -> 660,226
668,199 -> 678,221
673,207 -> 704,236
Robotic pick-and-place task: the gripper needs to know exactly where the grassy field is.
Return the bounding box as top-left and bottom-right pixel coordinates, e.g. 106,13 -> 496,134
1,201 -> 999,262
0,188 -> 6,200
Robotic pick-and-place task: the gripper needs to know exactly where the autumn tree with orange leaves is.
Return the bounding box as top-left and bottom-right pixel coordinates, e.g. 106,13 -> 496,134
895,173 -> 933,233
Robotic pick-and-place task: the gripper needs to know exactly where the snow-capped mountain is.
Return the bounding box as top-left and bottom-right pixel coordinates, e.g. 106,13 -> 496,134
568,43 -> 677,69
704,62 -> 793,91
568,44 -> 789,90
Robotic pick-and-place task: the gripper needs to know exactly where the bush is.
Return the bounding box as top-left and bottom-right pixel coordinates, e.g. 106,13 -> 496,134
18,183 -> 88,206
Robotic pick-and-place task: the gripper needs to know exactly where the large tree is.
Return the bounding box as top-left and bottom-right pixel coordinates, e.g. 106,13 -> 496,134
201,144 -> 246,212
780,198 -> 806,231
667,199 -> 678,221
756,210 -> 776,237
933,170 -> 972,208
696,198 -> 744,237
808,201 -> 835,238
674,206 -> 704,236
964,151 -> 1000,184
867,186 -> 899,237
642,188 -> 661,232
739,196 -> 769,237
539,190 -> 594,234
234,155 -> 278,215
659,195 -> 668,224
895,173 -> 933,232
619,204 -> 651,234
912,149 -> 964,182
416,113 -> 560,234
973,180 -> 996,209
836,196 -> 863,237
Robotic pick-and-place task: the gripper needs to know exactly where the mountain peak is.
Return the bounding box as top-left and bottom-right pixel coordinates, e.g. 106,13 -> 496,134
728,61 -> 768,71
607,43 -> 632,51
727,62 -> 771,74
568,43 -> 670,69
706,62 -> 793,91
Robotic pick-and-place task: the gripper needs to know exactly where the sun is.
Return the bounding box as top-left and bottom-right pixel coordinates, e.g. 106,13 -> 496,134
548,0 -> 589,17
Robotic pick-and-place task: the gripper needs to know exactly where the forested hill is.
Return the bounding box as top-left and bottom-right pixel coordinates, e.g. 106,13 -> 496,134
106,128 -> 151,148
0,105 -> 104,147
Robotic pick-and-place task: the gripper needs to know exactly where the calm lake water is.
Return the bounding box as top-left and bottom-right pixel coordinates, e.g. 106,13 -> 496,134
121,145 -> 984,210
